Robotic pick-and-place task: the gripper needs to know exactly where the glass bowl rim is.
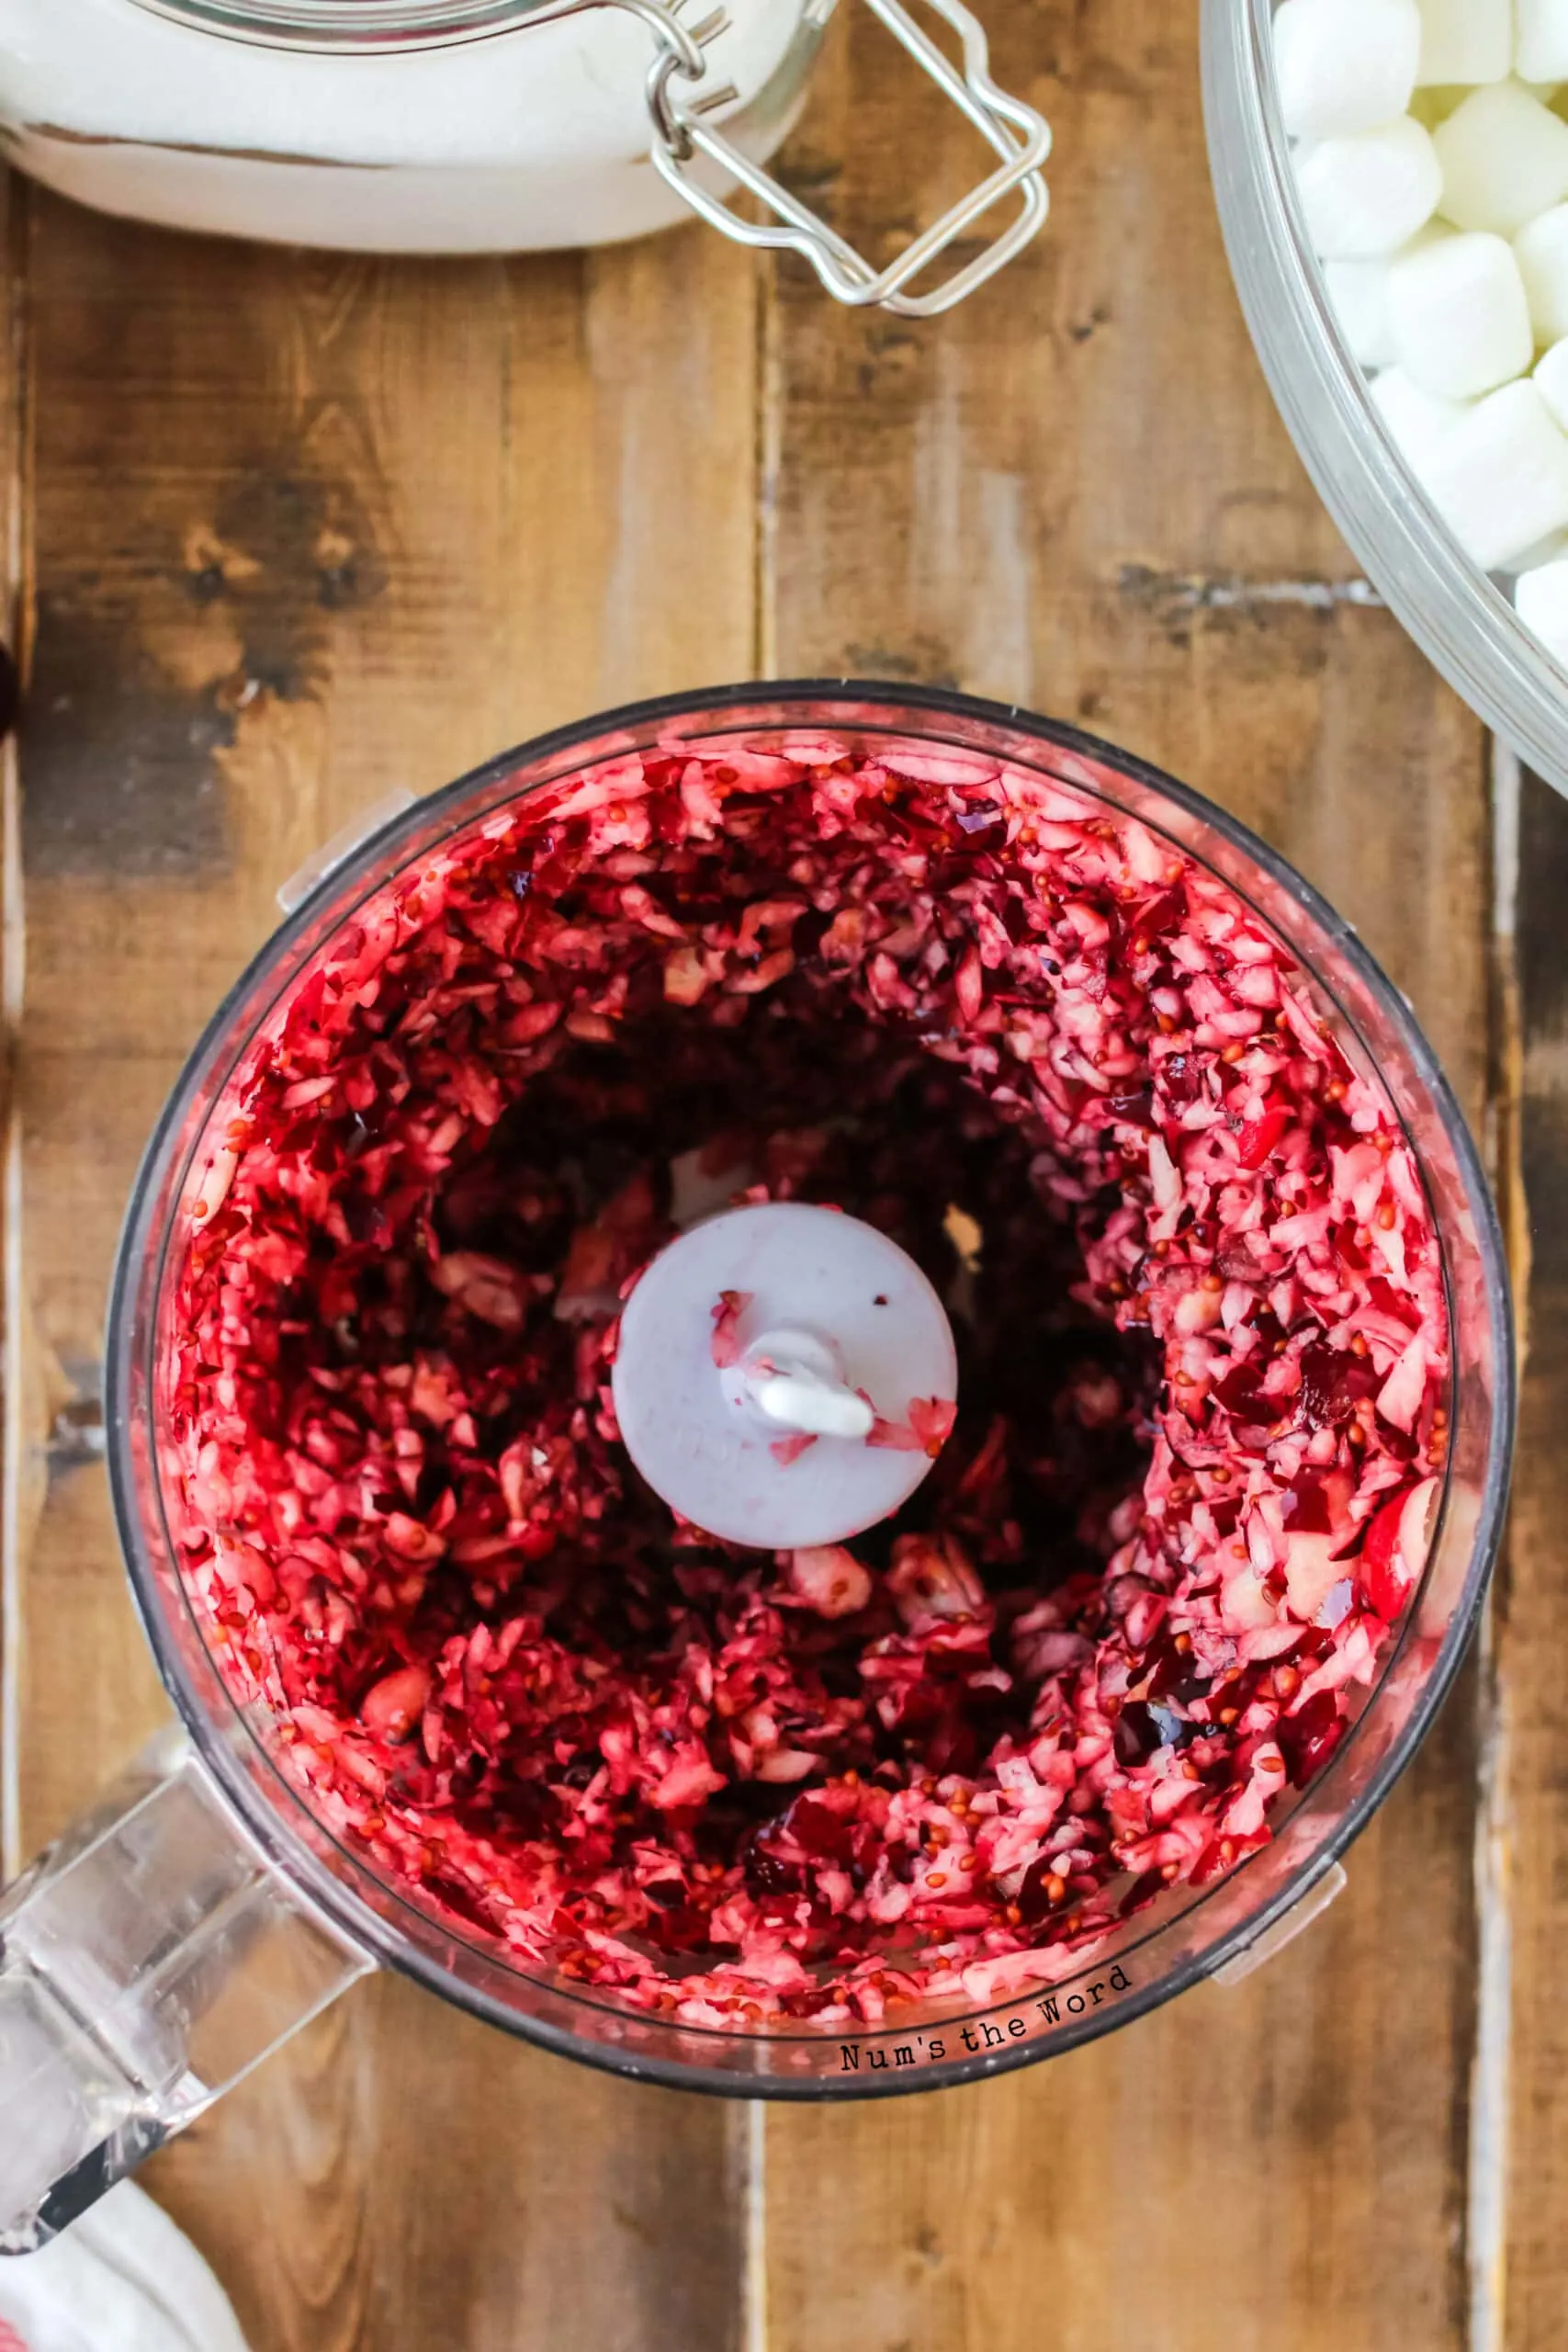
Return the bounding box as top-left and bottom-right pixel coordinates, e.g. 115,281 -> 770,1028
1201,0 -> 1568,800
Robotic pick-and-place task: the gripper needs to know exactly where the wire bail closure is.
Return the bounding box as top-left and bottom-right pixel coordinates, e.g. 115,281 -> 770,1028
644,0 -> 1051,317
518,0 -> 1050,313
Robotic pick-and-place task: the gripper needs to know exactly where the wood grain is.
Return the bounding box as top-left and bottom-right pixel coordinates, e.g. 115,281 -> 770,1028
760,3 -> 1491,2347
1495,763 -> 1568,2352
8,189 -> 760,2352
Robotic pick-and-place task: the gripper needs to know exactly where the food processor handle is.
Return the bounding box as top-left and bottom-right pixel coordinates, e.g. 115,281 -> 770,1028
0,1728 -> 373,2256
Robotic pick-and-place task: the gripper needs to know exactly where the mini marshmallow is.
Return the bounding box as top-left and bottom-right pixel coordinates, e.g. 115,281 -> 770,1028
1516,204 -> 1568,345
1414,0 -> 1510,85
1274,0 -> 1421,140
1514,555 -> 1568,660
1535,334 -> 1568,427
1421,379 -> 1568,568
1387,230 -> 1533,395
1325,257 -> 1399,364
1369,367 -> 1472,477
1517,0 -> 1568,86
1433,82 -> 1568,235
1296,119 -> 1442,258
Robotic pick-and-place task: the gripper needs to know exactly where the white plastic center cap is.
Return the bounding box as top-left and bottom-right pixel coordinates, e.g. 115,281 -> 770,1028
611,1202 -> 959,1551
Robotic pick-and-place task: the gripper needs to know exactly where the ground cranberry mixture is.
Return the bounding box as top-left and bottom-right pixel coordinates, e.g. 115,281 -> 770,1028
168,730 -> 1449,2028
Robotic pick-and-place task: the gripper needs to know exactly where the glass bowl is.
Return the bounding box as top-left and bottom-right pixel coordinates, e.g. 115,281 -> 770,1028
1202,0 -> 1568,795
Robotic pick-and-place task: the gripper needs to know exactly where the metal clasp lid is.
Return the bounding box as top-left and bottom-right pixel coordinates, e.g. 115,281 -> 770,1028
536,0 -> 1051,316
654,0 -> 1050,317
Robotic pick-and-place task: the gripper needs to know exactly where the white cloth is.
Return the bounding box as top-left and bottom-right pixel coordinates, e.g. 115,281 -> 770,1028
0,2183 -> 249,2352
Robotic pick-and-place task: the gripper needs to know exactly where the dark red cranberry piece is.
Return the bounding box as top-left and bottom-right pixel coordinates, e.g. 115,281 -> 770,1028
491,1781 -> 558,1839
1131,887 -> 1183,946
1276,1690 -> 1347,1787
1285,1475 -> 1334,1533
1145,1636 -> 1191,1702
1162,1053 -> 1203,1110
924,1707 -> 983,1775
1118,1866 -> 1166,1917
1368,1274 -> 1421,1330
430,1875 -> 500,1937
1213,1363 -> 1271,1425
1298,1340 -> 1379,1430
1334,1219 -> 1370,1271
744,1842 -> 800,1896
785,1793 -> 857,1863
1016,1853 -> 1067,1924
1106,1087 -> 1155,1128
648,1901 -> 715,1952
792,907 -> 834,959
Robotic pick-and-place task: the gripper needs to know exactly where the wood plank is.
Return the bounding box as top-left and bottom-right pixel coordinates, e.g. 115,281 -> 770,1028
759,4 -> 1491,2347
9,188 -> 761,2352
1495,762 -> 1568,2352
0,160 -> 29,1878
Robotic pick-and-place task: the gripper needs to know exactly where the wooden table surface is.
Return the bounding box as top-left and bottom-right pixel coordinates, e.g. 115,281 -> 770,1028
1,3 -> 1563,2346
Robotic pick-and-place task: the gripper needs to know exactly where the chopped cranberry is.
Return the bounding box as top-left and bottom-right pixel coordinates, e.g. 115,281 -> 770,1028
164,729 -> 1448,2027
1235,1102 -> 1290,1170
1277,1690 -> 1348,1787
1131,886 -> 1184,947
1357,1482 -> 1427,1621
785,1793 -> 859,1862
1284,1476 -> 1334,1533
1299,1340 -> 1380,1430
1162,1053 -> 1204,1111
1213,1363 -> 1272,1424
1106,1087 -> 1155,1128
1017,1854 -> 1069,1923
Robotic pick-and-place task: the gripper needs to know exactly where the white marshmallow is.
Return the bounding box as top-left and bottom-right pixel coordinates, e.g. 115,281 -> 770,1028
1535,334 -> 1568,427
1515,555 -> 1568,659
1274,0 -> 1421,140
1517,0 -> 1568,86
1505,523 -> 1568,569
1421,379 -> 1568,567
1369,366 -> 1472,477
1515,205 -> 1568,345
1414,0 -> 1510,85
1296,119 -> 1442,257
1387,229 -> 1533,395
1325,256 -> 1399,364
1433,81 -> 1568,234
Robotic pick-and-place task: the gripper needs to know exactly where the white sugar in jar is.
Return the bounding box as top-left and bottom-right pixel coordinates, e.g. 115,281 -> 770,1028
0,0 -> 1053,314
0,0 -> 815,252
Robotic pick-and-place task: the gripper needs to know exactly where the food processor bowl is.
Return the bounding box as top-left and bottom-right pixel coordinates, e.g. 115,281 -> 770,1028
0,682 -> 1513,2253
1202,0 -> 1568,797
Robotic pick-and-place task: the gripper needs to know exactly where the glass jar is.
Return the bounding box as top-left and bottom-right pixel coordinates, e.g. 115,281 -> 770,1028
0,0 -> 1051,313
0,681 -> 1513,2254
